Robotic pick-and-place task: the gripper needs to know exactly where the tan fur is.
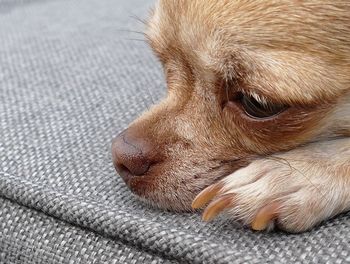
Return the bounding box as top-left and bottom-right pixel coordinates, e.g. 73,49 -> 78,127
114,0 -> 350,232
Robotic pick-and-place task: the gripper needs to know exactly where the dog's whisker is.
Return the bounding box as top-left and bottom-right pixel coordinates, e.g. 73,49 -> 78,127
118,29 -> 146,36
124,38 -> 147,43
129,14 -> 147,25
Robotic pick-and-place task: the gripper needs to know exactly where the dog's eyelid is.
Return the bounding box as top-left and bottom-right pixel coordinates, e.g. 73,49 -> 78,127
246,91 -> 289,109
223,76 -> 290,106
237,86 -> 288,107
244,91 -> 269,106
224,78 -> 276,105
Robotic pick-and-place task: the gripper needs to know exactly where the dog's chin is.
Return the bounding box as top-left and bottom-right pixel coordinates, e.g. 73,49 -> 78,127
121,166 -> 242,212
123,175 -> 200,212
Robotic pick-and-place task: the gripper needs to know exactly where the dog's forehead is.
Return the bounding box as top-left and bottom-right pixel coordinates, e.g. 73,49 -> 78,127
147,0 -> 350,105
148,1 -> 233,46
147,1 -> 238,78
149,0 -> 350,54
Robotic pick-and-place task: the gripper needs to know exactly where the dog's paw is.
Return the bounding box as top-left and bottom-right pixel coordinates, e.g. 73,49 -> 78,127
192,157 -> 345,233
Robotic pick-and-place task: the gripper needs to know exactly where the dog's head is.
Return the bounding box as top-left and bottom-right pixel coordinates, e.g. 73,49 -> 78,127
112,0 -> 350,211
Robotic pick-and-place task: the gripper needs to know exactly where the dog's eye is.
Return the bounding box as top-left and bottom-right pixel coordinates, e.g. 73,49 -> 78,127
237,92 -> 287,119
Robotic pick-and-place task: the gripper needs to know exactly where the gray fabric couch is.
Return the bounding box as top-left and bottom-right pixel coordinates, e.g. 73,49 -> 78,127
0,0 -> 349,263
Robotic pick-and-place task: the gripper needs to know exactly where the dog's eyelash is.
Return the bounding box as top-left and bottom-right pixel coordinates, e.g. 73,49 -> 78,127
246,91 -> 269,106
224,78 -> 271,106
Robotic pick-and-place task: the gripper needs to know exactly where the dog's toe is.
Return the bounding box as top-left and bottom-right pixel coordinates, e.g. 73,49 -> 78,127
193,157 -> 346,233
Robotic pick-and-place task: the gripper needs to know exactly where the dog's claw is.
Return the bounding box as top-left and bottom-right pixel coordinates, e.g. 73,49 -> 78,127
193,182 -> 279,229
251,202 -> 279,231
202,194 -> 234,222
192,182 -> 224,209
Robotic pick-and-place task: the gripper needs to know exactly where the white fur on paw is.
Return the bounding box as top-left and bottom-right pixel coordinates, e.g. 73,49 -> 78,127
193,157 -> 348,233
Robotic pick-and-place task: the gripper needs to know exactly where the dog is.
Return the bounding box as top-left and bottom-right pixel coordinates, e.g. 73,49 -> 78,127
112,0 -> 350,233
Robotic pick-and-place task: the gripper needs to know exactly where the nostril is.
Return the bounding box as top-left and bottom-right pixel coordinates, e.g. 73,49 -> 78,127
112,130 -> 153,178
118,164 -> 129,174
114,162 -> 133,179
117,156 -> 150,175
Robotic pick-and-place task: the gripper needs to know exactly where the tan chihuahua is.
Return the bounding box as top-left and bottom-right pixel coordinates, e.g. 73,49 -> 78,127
112,0 -> 350,233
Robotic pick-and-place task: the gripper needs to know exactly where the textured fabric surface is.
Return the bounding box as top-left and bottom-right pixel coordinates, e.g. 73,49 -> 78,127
0,0 -> 349,263
0,198 -> 175,264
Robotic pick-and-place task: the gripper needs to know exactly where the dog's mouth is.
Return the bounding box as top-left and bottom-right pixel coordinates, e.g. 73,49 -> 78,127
113,154 -> 249,211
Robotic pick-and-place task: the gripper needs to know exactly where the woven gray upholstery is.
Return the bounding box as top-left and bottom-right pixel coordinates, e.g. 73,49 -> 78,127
0,198 -> 175,264
0,0 -> 349,263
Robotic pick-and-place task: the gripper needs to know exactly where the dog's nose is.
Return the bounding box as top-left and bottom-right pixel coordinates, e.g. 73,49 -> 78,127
112,129 -> 153,178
